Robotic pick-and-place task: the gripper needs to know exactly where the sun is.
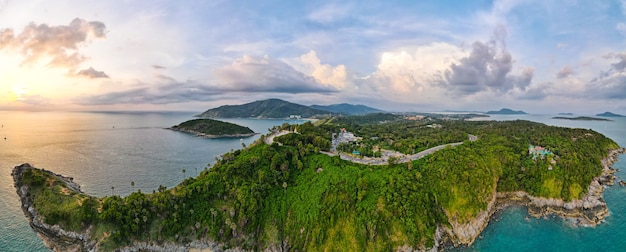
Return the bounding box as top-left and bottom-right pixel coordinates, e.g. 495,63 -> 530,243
12,84 -> 28,101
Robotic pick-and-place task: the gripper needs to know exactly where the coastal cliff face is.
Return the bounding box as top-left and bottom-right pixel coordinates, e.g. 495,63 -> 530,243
438,148 -> 626,249
12,163 -> 97,252
12,148 -> 626,252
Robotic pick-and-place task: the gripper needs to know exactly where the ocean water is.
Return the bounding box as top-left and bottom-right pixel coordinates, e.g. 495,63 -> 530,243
0,112 -> 624,251
461,114 -> 626,251
0,111 -> 304,252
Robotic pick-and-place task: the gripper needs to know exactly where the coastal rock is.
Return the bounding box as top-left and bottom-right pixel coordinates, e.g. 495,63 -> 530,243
439,148 -> 626,249
12,163 -> 97,252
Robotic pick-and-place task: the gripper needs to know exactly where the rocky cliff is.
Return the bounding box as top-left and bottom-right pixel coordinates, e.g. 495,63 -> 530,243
438,148 -> 625,249
13,163 -> 97,252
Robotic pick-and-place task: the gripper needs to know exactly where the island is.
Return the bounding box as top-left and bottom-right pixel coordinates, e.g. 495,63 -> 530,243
596,111 -> 625,117
169,118 -> 256,138
558,113 -> 574,116
485,108 -> 527,115
552,116 -> 612,121
14,115 -> 624,251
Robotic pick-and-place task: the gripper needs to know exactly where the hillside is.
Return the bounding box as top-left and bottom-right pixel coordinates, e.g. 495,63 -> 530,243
486,108 -> 527,115
310,103 -> 383,115
14,119 -> 621,251
196,99 -> 329,118
169,119 -> 255,138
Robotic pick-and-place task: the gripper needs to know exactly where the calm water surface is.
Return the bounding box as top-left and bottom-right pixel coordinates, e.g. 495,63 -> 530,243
0,112 -> 624,251
0,111 -> 303,252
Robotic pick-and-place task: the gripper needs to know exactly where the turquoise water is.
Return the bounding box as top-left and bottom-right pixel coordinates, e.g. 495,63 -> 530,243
0,112 -> 624,251
462,115 -> 626,251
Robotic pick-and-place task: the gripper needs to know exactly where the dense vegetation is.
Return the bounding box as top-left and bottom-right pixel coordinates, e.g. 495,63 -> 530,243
21,118 -> 619,251
196,99 -> 329,118
171,119 -> 254,136
310,103 -> 383,115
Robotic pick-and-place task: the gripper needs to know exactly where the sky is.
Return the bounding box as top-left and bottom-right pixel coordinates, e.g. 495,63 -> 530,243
1,0 -> 626,114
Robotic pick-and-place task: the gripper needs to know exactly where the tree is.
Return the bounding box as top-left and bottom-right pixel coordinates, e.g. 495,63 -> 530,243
182,169 -> 186,180
111,186 -> 115,196
131,181 -> 135,192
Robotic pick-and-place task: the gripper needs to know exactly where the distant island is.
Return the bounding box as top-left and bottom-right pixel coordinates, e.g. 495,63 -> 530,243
169,119 -> 256,138
13,114 -> 624,251
596,112 -> 625,117
196,98 -> 384,118
558,113 -> 574,116
552,116 -> 612,121
310,103 -> 383,115
485,108 -> 527,115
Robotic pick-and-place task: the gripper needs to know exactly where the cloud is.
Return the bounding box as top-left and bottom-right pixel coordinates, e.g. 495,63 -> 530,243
80,80 -> 223,105
585,53 -> 626,99
298,50 -> 350,89
0,18 -> 106,69
440,27 -> 533,95
556,65 -> 574,79
213,55 -> 337,93
152,65 -> 166,69
76,67 -> 109,78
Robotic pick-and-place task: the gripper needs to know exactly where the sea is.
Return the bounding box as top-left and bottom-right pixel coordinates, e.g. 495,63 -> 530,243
0,111 -> 624,251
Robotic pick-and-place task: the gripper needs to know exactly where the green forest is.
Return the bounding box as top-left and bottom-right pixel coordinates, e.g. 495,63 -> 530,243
21,117 -> 619,251
171,119 -> 254,136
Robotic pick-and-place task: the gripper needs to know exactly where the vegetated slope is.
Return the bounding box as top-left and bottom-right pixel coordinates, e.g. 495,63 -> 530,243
310,103 -> 383,115
170,119 -> 254,136
196,99 -> 329,118
17,120 -> 619,251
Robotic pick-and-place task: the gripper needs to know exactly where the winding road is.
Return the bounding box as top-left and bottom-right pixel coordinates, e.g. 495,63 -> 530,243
267,131 -> 476,166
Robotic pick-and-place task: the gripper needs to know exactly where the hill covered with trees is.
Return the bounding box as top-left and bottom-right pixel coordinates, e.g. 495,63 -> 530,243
14,118 -> 621,251
169,119 -> 255,138
196,99 -> 329,118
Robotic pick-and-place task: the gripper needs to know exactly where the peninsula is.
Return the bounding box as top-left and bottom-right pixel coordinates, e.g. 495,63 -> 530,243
169,119 -> 256,138
14,115 -> 624,251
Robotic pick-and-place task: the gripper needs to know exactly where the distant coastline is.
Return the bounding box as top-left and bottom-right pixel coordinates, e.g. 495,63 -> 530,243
552,116 -> 612,121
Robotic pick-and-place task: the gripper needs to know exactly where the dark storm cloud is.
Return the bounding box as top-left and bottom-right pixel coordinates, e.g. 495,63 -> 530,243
76,67 -> 109,78
440,27 -> 532,95
0,18 -> 106,69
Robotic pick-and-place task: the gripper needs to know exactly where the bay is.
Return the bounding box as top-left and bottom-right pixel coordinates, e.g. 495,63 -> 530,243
0,111 -> 304,252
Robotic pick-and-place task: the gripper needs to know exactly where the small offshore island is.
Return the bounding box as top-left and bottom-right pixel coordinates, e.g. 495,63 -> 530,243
169,119 -> 257,138
552,116 -> 612,121
13,113 -> 626,251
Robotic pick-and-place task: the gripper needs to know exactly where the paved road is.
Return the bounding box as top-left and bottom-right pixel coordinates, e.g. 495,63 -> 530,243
267,131 -> 470,166
264,130 -> 293,145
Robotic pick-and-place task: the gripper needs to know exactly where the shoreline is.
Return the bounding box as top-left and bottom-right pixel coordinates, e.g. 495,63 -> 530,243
167,127 -> 258,139
13,148 -> 626,251
12,163 -> 98,252
437,147 -> 626,249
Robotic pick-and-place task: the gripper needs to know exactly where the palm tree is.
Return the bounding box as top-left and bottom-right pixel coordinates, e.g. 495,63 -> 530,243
182,169 -> 186,180
111,186 -> 115,196
131,181 -> 135,192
